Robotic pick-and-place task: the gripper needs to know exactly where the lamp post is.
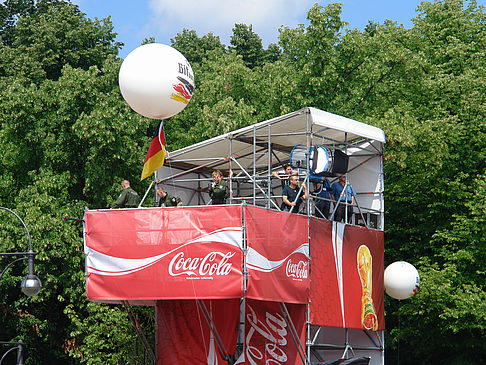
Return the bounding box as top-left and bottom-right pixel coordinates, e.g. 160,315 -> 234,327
0,207 -> 42,365
0,207 -> 42,296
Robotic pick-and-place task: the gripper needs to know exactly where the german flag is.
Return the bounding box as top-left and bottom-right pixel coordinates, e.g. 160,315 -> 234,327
141,121 -> 167,181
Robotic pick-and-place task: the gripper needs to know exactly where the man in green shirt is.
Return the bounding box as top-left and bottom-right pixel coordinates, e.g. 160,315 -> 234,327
156,186 -> 183,207
112,180 -> 140,208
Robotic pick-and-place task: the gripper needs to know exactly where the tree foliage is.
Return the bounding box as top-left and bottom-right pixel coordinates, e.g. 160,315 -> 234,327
0,0 -> 484,363
0,1 -> 154,363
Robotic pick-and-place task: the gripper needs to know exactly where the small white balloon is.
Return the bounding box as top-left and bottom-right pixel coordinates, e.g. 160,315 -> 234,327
384,261 -> 420,300
119,43 -> 195,119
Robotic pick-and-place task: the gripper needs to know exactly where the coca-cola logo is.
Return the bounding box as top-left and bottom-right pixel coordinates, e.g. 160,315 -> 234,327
245,305 -> 289,365
286,259 -> 308,280
168,251 -> 235,277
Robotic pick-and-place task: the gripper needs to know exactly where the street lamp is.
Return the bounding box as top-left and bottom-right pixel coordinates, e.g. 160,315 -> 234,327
0,207 -> 42,296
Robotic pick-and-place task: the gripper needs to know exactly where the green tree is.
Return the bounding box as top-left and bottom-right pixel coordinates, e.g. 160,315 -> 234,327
1,0 -> 485,363
171,28 -> 225,65
230,23 -> 265,68
0,1 -> 155,363
271,1 -> 485,362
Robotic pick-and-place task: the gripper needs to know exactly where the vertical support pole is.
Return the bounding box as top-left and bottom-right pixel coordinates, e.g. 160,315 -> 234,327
305,109 -> 311,216
267,124 -> 272,209
240,203 -> 248,365
306,304 -> 311,364
305,109 -> 312,364
242,202 -> 247,293
381,329 -> 385,365
253,126 -> 256,206
379,143 -> 385,230
229,136 -> 233,204
197,173 -> 202,205
344,132 -> 349,224
16,340 -> 24,365
154,301 -> 158,365
154,176 -> 158,206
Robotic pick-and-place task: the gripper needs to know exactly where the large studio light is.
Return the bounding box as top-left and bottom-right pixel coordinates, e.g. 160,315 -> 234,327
290,145 -> 349,176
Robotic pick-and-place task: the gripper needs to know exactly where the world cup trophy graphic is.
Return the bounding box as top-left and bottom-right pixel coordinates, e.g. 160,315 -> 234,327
357,245 -> 378,330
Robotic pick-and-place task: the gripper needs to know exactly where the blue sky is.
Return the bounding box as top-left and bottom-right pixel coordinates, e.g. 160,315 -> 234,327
73,0 -> 484,58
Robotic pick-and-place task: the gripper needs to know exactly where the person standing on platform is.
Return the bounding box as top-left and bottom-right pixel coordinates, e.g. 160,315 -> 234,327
312,176 -> 332,219
156,186 -> 182,207
208,169 -> 229,205
112,180 -> 140,208
331,175 -> 354,223
272,163 -> 293,190
282,174 -> 308,213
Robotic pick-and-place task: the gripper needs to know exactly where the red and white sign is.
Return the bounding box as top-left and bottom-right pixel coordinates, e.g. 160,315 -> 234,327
309,218 -> 385,330
236,299 -> 306,365
84,206 -> 243,302
156,299 -> 240,364
84,206 -> 384,331
244,207 -> 309,304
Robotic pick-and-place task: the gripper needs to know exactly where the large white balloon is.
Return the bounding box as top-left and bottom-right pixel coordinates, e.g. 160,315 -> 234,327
119,43 -> 194,119
384,261 -> 420,300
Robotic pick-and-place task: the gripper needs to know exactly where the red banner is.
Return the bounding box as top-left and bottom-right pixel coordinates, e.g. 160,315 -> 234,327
156,299 -> 240,364
310,219 -> 385,330
84,206 -> 243,302
236,299 -> 306,365
244,206 -> 309,304
84,205 -> 384,331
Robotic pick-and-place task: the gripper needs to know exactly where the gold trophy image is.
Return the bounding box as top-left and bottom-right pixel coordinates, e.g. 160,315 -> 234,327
357,245 -> 378,330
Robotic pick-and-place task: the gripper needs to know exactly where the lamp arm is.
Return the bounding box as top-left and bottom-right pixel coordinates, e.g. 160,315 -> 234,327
0,207 -> 33,252
0,257 -> 28,282
0,345 -> 18,365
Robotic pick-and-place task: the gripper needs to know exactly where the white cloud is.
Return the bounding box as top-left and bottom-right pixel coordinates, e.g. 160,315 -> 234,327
148,0 -> 315,46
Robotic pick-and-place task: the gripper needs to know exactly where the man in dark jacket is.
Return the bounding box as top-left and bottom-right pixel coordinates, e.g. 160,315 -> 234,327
112,180 -> 140,208
156,186 -> 182,207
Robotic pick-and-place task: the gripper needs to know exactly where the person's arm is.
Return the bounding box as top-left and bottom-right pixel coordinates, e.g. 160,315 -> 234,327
282,195 -> 295,207
329,183 -> 336,202
208,183 -> 214,198
272,171 -> 281,179
301,182 -> 309,201
112,190 -> 127,208
176,196 -> 183,207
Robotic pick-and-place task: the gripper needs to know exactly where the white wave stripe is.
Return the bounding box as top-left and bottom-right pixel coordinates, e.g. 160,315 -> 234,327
191,227 -> 243,249
86,227 -> 242,276
246,243 -> 309,272
332,221 -> 346,328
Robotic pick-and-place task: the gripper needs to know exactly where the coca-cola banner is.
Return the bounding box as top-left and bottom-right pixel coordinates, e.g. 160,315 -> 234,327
244,206 -> 309,304
309,219 -> 385,330
236,299 -> 306,365
84,206 -> 243,302
156,299 -> 240,364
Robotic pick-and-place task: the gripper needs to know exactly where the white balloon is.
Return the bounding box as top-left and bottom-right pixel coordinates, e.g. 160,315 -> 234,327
384,261 -> 420,300
119,43 -> 195,119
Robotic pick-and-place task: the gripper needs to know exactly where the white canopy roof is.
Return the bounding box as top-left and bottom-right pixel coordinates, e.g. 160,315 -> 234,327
166,107 -> 385,174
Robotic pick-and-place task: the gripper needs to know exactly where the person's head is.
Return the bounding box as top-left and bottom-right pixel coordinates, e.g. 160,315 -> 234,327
121,180 -> 130,189
212,170 -> 223,183
289,174 -> 299,187
156,187 -> 167,198
283,164 -> 292,175
339,175 -> 346,185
